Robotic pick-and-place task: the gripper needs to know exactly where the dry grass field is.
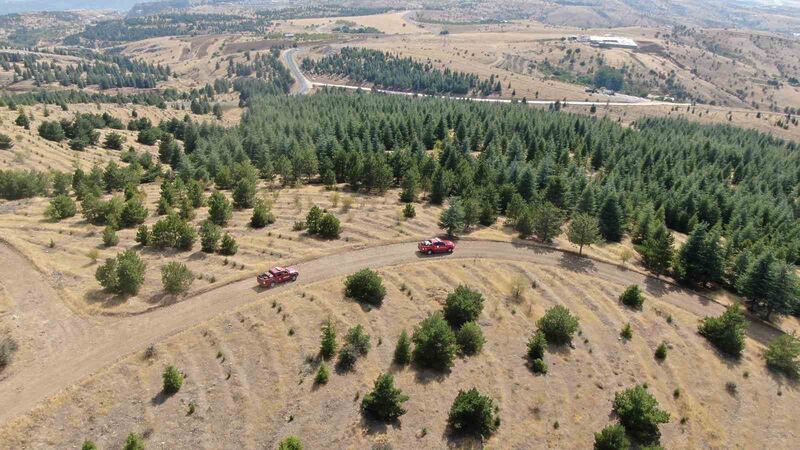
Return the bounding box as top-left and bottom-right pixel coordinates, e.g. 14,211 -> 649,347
1,255 -> 796,449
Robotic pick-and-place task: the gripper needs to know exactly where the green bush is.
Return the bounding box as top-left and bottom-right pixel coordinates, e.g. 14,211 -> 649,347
361,373 -> 409,422
104,131 -> 126,150
403,203 -> 416,218
277,436 -> 303,450
306,206 -> 323,234
207,190 -> 232,226
527,330 -> 547,360
81,440 -> 98,450
764,333 -> 800,378
620,285 -> 645,309
412,312 -> 457,370
654,342 -> 668,360
344,269 -> 386,305
443,285 -> 485,327
135,225 -> 151,246
0,133 -> 13,150
620,323 -> 633,340
123,433 -> 145,450
393,330 -> 412,365
162,365 -> 183,394
457,322 -> 485,356
250,200 -> 275,228
345,325 -> 371,355
102,226 -> 119,247
95,249 -> 146,296
121,197 -> 148,227
219,233 -> 238,255
593,423 -> 630,450
536,305 -> 580,345
613,385 -> 670,445
151,213 -> 196,251
315,362 -> 330,385
161,261 -> 193,295
232,178 -> 257,209
320,319 -> 337,360
199,220 -> 221,253
45,194 -> 77,221
530,358 -> 548,374
336,344 -> 357,372
317,213 -> 341,238
447,388 -> 499,437
698,304 -> 747,357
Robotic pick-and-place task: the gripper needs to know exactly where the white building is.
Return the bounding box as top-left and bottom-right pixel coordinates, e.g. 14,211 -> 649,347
588,36 -> 638,49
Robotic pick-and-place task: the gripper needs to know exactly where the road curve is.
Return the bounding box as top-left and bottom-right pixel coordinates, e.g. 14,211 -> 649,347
282,47 -> 691,107
0,239 -> 780,426
282,48 -> 312,95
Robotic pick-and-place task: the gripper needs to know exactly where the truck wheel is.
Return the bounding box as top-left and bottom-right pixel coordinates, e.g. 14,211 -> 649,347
292,274 -> 298,281
427,250 -> 432,255
269,282 -> 275,289
448,248 -> 453,253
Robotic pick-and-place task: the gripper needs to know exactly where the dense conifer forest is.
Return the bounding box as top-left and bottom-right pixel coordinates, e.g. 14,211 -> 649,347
301,48 -> 504,96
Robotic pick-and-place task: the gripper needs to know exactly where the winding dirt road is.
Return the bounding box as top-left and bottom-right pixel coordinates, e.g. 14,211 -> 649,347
0,239 -> 781,426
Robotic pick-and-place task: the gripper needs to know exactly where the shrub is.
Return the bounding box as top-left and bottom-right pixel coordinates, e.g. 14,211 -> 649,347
345,325 -> 371,355
320,319 -> 338,360
250,200 -> 275,228
81,440 -> 97,450
527,330 -> 547,360
361,373 -> 409,422
104,132 -> 126,150
412,312 -> 457,370
698,304 -> 747,357
219,233 -> 238,256
317,213 -> 341,238
135,225 -> 151,246
38,121 -> 65,142
277,436 -> 303,450
457,322 -> 485,356
306,206 -> 323,234
121,197 -> 148,227
95,249 -> 146,295
443,285 -> 485,327
102,226 -> 119,247
199,220 -> 221,253
161,262 -> 193,295
315,362 -> 330,385
536,305 -> 580,345
593,423 -> 630,450
764,333 -> 800,378
620,323 -> 633,340
613,385 -> 670,445
447,388 -> 499,437
0,133 -> 13,150
344,269 -> 386,306
207,190 -> 232,226
232,178 -> 256,209
620,285 -> 645,309
336,344 -> 357,372
45,194 -> 77,221
393,330 -> 412,365
151,213 -> 196,250
530,358 -> 548,374
655,342 -> 668,360
0,336 -> 19,369
162,365 -> 183,394
403,203 -> 416,218
123,433 -> 145,450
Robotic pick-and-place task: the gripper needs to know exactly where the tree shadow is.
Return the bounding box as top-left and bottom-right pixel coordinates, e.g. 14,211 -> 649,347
360,414 -> 402,436
412,365 -> 450,385
442,426 -> 486,449
85,288 -> 129,308
509,237 -> 552,255
151,390 -> 171,406
643,276 -> 678,298
558,252 -> 595,274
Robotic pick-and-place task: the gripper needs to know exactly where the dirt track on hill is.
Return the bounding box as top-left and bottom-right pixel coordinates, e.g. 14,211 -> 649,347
0,239 -> 782,426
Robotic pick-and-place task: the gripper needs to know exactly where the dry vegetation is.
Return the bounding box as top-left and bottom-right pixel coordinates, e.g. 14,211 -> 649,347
1,257 -> 796,448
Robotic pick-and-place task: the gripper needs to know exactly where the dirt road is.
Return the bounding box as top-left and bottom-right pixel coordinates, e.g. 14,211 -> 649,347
0,239 -> 780,426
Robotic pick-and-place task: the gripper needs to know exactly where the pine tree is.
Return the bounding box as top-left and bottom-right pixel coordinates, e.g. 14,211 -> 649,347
430,167 -> 449,204
675,224 -> 722,286
393,330 -> 412,365
320,318 -> 337,360
439,201 -> 465,237
642,223 -> 674,276
400,166 -> 419,203
598,195 -> 624,242
360,373 -> 409,422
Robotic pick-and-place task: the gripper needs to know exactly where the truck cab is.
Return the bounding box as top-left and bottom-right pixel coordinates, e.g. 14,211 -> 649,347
257,266 -> 299,288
